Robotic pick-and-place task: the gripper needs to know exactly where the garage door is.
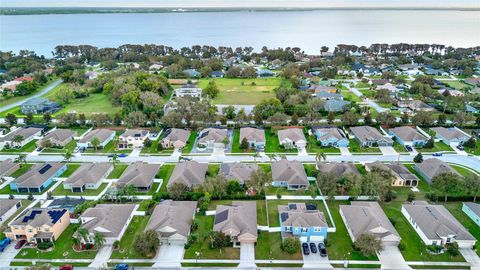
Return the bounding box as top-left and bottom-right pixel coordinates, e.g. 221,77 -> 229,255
309,235 -> 324,242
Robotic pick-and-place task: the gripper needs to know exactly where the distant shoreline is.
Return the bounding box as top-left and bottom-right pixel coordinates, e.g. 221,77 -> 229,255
1,7 -> 480,15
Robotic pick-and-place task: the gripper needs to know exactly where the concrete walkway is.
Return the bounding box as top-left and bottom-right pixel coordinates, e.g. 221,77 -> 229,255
377,246 -> 411,269
0,79 -> 62,113
89,244 -> 113,268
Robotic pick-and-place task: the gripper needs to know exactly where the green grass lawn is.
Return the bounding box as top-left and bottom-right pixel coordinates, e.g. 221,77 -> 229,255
393,142 -> 408,154
51,90 -> 122,116
326,200 -> 378,261
83,140 -> 131,154
348,139 -> 381,153
183,131 -> 197,154
0,78 -> 58,109
449,164 -> 475,177
264,128 -> 297,153
107,164 -> 128,179
158,164 -> 176,192
141,136 -> 174,155
339,87 -> 361,102
110,215 -> 152,259
41,140 -> 77,153
198,78 -> 290,105
207,164 -> 220,176
59,164 -> 80,177
231,128 -> 255,153
306,135 -> 341,154
10,164 -> 33,178
51,182 -> 108,196
255,231 -> 302,260
0,140 -> 38,153
445,81 -> 469,90
416,142 -> 454,153
184,214 -> 240,259
465,140 -> 480,156
443,202 -> 480,256
16,224 -> 97,259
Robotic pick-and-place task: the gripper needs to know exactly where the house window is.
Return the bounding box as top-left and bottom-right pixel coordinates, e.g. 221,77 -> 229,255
302,228 -> 308,232
314,227 -> 322,232
285,226 -> 292,232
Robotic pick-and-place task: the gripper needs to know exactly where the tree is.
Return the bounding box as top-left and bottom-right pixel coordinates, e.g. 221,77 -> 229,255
316,172 -> 338,196
91,136 -> 101,151
412,111 -> 434,127
202,174 -> 228,199
376,112 -> 396,127
463,137 -> 476,149
437,114 -> 447,126
15,154 -> 27,167
93,232 -> 106,248
222,105 -> 236,120
407,191 -> 416,202
40,139 -> 52,149
249,168 -> 270,194
308,184 -> 318,199
353,233 -> 383,256
208,231 -> 231,249
63,150 -> 73,163
464,174 -> 480,202
240,137 -> 249,150
227,180 -> 242,195
110,154 -> 118,165
43,113 -> 52,124
413,152 -> 423,163
168,182 -> 189,200
315,151 -> 326,162
134,230 -> 160,257
25,113 -> 34,125
12,135 -> 23,148
5,113 -> 17,126
341,111 -> 358,126
431,172 -> 464,202
327,112 -> 335,124
203,80 -> 220,98
364,112 -> 373,125
424,138 -> 434,149
125,111 -> 147,127
401,113 -> 409,124
281,237 -> 300,254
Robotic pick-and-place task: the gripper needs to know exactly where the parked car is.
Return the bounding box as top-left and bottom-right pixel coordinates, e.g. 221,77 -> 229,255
118,153 -> 128,158
318,243 -> 327,257
302,243 -> 310,255
309,242 -> 317,253
107,154 -> 115,158
457,145 -> 464,151
36,147 -> 43,151
0,238 -> 11,252
59,265 -> 73,270
115,264 -> 129,270
74,147 -> 80,153
432,152 -> 443,157
405,145 -> 413,152
14,239 -> 26,249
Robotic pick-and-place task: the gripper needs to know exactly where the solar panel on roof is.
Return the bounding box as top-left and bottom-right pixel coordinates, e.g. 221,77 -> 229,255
38,164 -> 52,174
281,212 -> 289,222
22,210 -> 42,223
214,210 -> 228,224
48,209 -> 66,223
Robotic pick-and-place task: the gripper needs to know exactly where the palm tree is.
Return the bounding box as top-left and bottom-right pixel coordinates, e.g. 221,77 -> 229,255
63,150 -> 73,163
267,154 -> 276,162
15,154 -> 27,167
110,154 -> 118,165
93,232 -> 106,249
91,136 -> 101,151
75,227 -> 89,248
12,135 -> 23,148
252,152 -> 260,162
315,151 -> 326,162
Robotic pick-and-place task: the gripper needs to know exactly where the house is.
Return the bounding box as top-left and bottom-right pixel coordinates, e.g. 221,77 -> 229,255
462,202 -> 480,227
37,129 -> 76,148
85,71 -> 98,80
308,85 -> 337,93
271,159 -> 308,190
149,63 -> 163,70
10,163 -> 67,193
257,69 -> 275,77
175,84 -> 202,98
430,127 -> 471,145
350,126 -> 393,147
340,201 -> 400,246
402,201 -> 476,248
369,79 -> 389,86
389,126 -> 428,147
77,129 -> 115,149
118,129 -> 149,149
464,78 -> 480,87
0,127 -> 43,150
183,69 -> 201,78
0,199 -> 22,226
365,161 -> 419,187
5,208 -> 70,243
312,127 -> 349,147
213,201 -> 257,247
145,200 -> 197,245
437,89 -> 464,97
210,71 -> 225,78
79,204 -> 137,245
0,159 -> 20,179
63,163 -> 113,193
316,162 -> 360,177
117,162 -> 161,191
47,197 -> 85,213
397,100 -> 434,112
323,100 -> 351,112
376,83 -> 400,93
160,128 -> 191,149
167,161 -> 208,189
239,127 -> 265,149
466,104 -> 479,114
314,91 -> 344,100
20,97 -> 61,115
197,128 -> 228,150
278,203 -> 328,242
220,162 -> 259,185
278,128 -> 307,149
414,158 -> 461,183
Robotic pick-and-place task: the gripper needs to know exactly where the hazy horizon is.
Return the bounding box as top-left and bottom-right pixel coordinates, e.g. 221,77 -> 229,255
2,0 -> 479,9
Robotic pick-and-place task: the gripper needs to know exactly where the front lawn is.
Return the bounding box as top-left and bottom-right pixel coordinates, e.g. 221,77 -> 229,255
158,164 -> 176,192
41,140 -> 77,154
264,128 -> 297,153
141,136 -> 174,155
306,135 -> 341,154
0,140 -> 38,153
51,182 -> 108,196
106,164 -> 128,179
184,214 -> 240,259
465,140 -> 480,156
59,164 -> 81,177
110,215 -> 152,259
83,140 -> 131,154
231,128 -> 255,153
16,224 -> 97,259
255,231 -> 302,260
348,139 -> 381,153
443,202 -> 480,256
416,142 -> 454,153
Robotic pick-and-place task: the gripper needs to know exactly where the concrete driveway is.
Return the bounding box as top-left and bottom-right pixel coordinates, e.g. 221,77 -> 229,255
238,243 -> 256,268
153,244 -> 184,268
301,242 -> 332,269
459,248 -> 480,268
379,146 -> 398,156
339,147 -> 351,156
89,244 -> 113,268
0,241 -> 21,267
377,246 -> 411,270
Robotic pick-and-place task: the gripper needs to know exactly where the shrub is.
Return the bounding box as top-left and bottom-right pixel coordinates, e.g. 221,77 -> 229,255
37,242 -> 54,250
426,245 -> 443,253
398,240 -> 406,251
281,237 -> 300,254
407,191 -> 416,202
446,242 -> 459,256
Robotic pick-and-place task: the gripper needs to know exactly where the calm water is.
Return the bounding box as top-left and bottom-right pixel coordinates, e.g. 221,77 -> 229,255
1,10 -> 479,56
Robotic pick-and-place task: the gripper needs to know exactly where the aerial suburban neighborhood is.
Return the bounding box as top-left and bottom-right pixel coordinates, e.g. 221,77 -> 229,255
0,41 -> 479,270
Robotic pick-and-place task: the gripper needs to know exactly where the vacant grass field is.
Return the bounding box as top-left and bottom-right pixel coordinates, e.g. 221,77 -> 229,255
53,93 -> 121,116
198,78 -> 289,105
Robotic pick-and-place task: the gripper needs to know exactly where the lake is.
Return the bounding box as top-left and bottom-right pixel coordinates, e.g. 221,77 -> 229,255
1,9 -> 479,56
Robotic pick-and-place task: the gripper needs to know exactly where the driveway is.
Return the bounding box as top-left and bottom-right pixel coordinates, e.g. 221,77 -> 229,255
301,242 -> 333,269
377,246 -> 411,270
238,243 -> 256,268
339,147 -> 351,156
89,244 -> 113,268
450,143 -> 468,156
0,241 -> 21,267
0,79 -> 62,113
460,248 -> 480,268
153,244 -> 184,268
130,148 -> 141,157
379,146 -> 398,156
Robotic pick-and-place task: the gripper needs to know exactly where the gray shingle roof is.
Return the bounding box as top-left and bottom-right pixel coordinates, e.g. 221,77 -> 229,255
40,129 -> 76,145
162,128 -> 190,145
78,129 -> 115,144
80,204 -> 136,238
313,127 -> 346,141
0,127 -> 43,142
271,159 -> 308,185
403,201 -> 475,241
415,158 -> 460,180
12,163 -> 64,188
198,128 -> 228,144
167,161 -> 208,188
220,162 -> 259,185
64,163 -> 113,187
0,159 -> 19,178
367,161 -> 418,182
350,126 -> 393,144
119,129 -> 148,138
213,201 -> 257,242
316,162 -> 360,176
0,199 -> 21,217
278,128 -> 306,143
431,127 -> 469,141
390,126 -> 428,142
146,200 -> 197,239
239,127 -> 265,143
117,162 -> 161,189
278,203 -> 328,228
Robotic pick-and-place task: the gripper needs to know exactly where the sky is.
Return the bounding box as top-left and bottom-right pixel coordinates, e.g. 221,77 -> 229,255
2,0 -> 479,8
